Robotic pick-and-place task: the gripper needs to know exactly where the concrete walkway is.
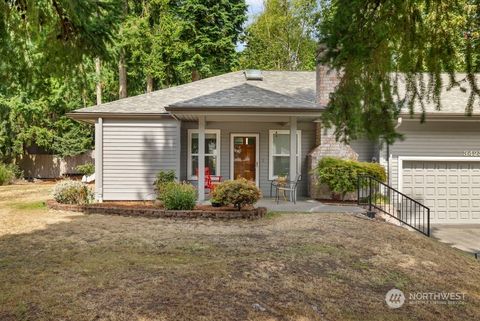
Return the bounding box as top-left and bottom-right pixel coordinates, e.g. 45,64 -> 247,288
256,198 -> 365,213
431,225 -> 480,254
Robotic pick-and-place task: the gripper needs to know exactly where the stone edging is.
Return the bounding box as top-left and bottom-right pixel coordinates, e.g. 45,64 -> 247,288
46,200 -> 267,220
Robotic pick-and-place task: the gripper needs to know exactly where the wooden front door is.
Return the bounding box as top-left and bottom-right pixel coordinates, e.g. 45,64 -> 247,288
231,134 -> 258,185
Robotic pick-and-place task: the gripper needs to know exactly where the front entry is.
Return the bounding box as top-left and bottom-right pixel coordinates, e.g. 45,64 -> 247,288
231,134 -> 259,185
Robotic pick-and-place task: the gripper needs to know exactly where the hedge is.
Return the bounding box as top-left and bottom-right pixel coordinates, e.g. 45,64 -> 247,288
315,157 -> 386,199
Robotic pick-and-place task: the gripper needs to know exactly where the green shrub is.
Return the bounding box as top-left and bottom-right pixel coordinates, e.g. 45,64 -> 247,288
52,179 -> 94,204
76,163 -> 95,176
153,170 -> 177,201
316,157 -> 386,199
211,178 -> 261,210
0,163 -> 21,185
163,182 -> 196,210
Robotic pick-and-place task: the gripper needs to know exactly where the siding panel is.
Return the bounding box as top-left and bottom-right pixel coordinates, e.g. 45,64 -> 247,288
102,119 -> 179,200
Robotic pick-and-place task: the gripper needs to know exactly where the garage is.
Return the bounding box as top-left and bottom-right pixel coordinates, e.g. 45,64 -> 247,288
401,160 -> 480,224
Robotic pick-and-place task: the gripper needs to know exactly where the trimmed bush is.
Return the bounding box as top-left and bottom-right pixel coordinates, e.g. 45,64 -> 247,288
316,157 -> 386,200
211,178 -> 261,210
52,180 -> 94,204
153,170 -> 177,201
0,163 -> 21,185
76,163 -> 95,176
163,182 -> 196,210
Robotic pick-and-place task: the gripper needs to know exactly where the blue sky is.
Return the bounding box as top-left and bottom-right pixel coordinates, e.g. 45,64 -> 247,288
237,0 -> 264,51
246,0 -> 264,23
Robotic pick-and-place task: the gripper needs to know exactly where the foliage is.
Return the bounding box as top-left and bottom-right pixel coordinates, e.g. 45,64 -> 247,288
177,0 -> 248,80
318,0 -> 480,144
211,178 -> 261,210
153,169 -> 177,201
0,163 -> 19,185
240,0 -> 318,71
0,0 -> 248,163
52,180 -> 94,204
162,182 -> 197,210
76,163 -> 95,176
316,157 -> 386,199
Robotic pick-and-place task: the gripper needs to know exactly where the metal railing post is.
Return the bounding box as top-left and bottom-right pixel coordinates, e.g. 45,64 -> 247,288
357,176 -> 360,205
369,177 -> 372,212
427,208 -> 430,237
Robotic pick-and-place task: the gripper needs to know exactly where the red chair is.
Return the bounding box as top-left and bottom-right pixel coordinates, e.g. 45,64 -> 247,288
195,167 -> 212,190
195,167 -> 222,191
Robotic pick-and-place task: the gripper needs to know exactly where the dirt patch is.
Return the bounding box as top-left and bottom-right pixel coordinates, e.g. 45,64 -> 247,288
0,183 -> 479,321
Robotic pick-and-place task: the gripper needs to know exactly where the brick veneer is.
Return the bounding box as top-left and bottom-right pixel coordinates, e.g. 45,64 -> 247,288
46,200 -> 267,220
309,63 -> 358,200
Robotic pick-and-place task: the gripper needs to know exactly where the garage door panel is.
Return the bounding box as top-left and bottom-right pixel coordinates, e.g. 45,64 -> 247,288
403,160 -> 480,224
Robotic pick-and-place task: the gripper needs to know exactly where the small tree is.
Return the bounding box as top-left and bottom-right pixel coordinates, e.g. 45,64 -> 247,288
153,170 -> 176,201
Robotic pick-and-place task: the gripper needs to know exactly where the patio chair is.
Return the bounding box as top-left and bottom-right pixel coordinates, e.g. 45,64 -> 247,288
270,175 -> 288,198
275,174 -> 302,204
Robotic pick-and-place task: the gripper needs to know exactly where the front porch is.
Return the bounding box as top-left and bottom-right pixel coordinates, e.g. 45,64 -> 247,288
176,114 -> 322,201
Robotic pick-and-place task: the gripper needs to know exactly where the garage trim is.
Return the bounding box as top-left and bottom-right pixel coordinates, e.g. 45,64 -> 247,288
398,156 -> 480,193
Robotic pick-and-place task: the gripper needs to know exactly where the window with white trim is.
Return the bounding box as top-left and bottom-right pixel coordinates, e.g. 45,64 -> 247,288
188,129 -> 220,179
269,130 -> 301,180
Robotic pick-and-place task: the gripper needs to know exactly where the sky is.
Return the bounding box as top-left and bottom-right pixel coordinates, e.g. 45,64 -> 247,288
246,0 -> 264,23
237,0 -> 264,51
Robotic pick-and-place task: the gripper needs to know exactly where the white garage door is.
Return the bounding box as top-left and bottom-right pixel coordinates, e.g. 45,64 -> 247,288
402,161 -> 480,224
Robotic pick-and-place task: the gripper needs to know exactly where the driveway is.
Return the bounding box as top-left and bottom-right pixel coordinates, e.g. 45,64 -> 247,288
431,224 -> 480,253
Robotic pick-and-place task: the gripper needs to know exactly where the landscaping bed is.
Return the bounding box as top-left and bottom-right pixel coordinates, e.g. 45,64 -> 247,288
46,199 -> 267,219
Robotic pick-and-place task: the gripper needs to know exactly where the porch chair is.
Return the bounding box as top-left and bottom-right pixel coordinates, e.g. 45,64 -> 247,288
270,175 -> 288,198
195,167 -> 222,192
275,174 -> 302,204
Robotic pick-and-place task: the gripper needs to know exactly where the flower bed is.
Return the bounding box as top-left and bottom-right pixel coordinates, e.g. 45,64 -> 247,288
46,200 -> 267,220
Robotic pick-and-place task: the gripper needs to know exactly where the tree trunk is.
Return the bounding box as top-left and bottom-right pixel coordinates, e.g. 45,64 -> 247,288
118,48 -> 127,99
95,57 -> 102,105
191,69 -> 200,82
146,74 -> 153,93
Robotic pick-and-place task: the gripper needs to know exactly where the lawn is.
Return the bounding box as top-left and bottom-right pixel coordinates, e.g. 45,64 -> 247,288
0,183 -> 479,321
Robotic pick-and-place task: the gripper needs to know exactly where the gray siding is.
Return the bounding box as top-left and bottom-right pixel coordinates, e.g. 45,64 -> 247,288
102,119 -> 179,200
350,138 -> 377,162
181,121 -> 316,196
389,121 -> 480,190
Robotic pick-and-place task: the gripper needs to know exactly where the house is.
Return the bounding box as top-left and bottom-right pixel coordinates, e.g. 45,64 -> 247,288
68,66 -> 480,225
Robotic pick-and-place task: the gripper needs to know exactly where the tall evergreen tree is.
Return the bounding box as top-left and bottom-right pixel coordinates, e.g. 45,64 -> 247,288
176,0 -> 248,80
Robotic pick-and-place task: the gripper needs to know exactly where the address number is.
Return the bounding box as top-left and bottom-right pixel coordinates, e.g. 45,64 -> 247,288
464,151 -> 480,156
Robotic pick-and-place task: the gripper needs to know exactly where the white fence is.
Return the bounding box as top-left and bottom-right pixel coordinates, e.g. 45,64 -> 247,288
17,150 -> 94,179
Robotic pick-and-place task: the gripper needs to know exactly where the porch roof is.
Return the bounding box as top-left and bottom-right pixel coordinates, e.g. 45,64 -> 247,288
165,83 -> 318,111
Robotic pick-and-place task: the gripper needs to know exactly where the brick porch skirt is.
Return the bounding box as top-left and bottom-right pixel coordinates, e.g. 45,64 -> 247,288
46,200 -> 267,220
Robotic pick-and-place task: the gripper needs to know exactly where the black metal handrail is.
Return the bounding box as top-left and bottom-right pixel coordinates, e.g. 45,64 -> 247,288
357,175 -> 430,237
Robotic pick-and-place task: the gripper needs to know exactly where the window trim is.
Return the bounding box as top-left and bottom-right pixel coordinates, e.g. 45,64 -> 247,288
187,129 -> 221,180
268,130 -> 302,180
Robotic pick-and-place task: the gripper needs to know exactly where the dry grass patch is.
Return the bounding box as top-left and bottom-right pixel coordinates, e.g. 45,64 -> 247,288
0,183 -> 479,321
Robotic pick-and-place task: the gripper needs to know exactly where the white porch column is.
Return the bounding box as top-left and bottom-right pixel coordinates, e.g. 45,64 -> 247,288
289,116 -> 297,181
95,117 -> 103,202
197,116 -> 206,202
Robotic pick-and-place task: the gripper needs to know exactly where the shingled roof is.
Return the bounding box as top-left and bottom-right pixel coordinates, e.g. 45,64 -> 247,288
69,71 -> 317,115
166,83 -> 318,111
68,70 -> 479,117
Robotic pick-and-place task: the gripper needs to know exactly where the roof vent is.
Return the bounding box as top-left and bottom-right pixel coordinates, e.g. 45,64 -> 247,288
244,69 -> 263,81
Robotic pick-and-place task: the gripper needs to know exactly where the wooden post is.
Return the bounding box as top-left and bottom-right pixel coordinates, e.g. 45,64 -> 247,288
198,116 -> 206,202
289,116 -> 297,182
